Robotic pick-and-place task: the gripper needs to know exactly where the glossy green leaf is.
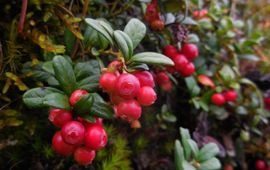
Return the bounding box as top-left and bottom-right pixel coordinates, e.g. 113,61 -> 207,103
73,93 -> 94,115
23,87 -> 64,108
90,93 -> 114,119
180,128 -> 191,159
124,18 -> 146,49
129,52 -> 174,66
43,93 -> 70,110
74,60 -> 100,81
53,55 -> 76,95
187,139 -> 199,158
198,157 -> 221,170
182,161 -> 196,170
113,30 -> 133,60
197,143 -> 220,162
175,140 -> 184,170
76,75 -> 100,91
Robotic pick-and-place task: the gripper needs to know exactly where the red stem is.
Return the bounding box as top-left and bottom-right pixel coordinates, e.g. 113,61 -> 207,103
18,0 -> 28,33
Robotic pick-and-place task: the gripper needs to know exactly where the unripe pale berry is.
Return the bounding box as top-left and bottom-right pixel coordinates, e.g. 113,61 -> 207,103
255,160 -> 266,170
115,100 -> 142,122
180,62 -> 195,77
52,131 -> 75,156
137,86 -> 157,106
163,45 -> 178,59
99,72 -> 117,92
74,147 -> 96,165
85,125 -> 108,150
211,93 -> 226,106
61,121 -> 85,145
181,43 -> 199,61
173,54 -> 189,71
115,73 -> 140,99
48,109 -> 72,128
224,90 -> 238,102
133,71 -> 155,88
69,89 -> 89,106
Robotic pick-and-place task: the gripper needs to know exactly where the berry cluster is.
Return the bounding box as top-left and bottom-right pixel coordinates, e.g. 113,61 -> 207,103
255,159 -> 270,170
99,61 -> 157,124
192,9 -> 208,19
163,43 -> 198,77
211,90 -> 238,106
144,0 -> 164,31
49,89 -> 107,165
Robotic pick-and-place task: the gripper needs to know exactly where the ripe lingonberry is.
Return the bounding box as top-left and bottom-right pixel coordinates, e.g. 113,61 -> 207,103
163,45 -> 178,59
181,62 -> 195,77
144,3 -> 159,22
155,72 -> 170,85
110,92 -> 126,105
78,117 -> 103,129
166,66 -> 177,73
74,147 -> 96,165
224,165 -> 234,170
49,109 -> 72,128
181,43 -> 199,61
211,93 -> 226,106
173,54 -> 189,71
99,72 -> 117,92
115,73 -> 140,99
255,160 -> 266,170
133,71 -> 155,88
150,19 -> 164,31
137,86 -> 157,106
52,131 -> 75,156
85,124 -> 108,150
69,89 -> 89,106
161,81 -> 172,92
224,90 -> 238,102
107,60 -> 122,72
115,100 -> 142,121
61,121 -> 85,145
264,97 -> 270,110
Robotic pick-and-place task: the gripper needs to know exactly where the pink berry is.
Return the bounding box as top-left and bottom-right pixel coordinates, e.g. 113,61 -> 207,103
69,89 -> 89,106
61,121 -> 85,145
115,100 -> 142,122
52,131 -> 75,156
74,147 -> 96,165
137,86 -> 157,106
115,73 -> 140,99
155,72 -> 170,85
173,54 -> 189,72
255,160 -> 266,170
48,109 -> 72,128
133,71 -> 155,87
224,90 -> 238,102
181,43 -> 199,61
99,72 -> 117,92
85,125 -> 108,150
211,93 -> 226,106
180,62 -> 195,77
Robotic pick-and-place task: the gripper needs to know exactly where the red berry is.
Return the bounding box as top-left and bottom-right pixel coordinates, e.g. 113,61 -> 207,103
166,66 -> 177,73
150,19 -> 164,31
155,72 -> 170,85
224,165 -> 234,170
163,45 -> 178,59
52,131 -> 75,156
99,72 -> 117,92
180,62 -> 195,77
224,90 -> 238,102
48,109 -> 72,128
181,43 -> 199,61
211,93 -> 226,106
173,54 -> 189,71
161,81 -> 172,92
144,3 -> 159,22
192,10 -> 200,18
69,89 -> 89,106
264,97 -> 270,110
74,147 -> 96,165
61,121 -> 85,145
108,60 -> 122,72
256,160 -> 266,170
115,73 -> 140,99
110,92 -> 126,105
133,71 -> 155,88
85,124 -> 108,150
115,100 -> 142,122
199,9 -> 208,17
137,86 -> 157,106
79,117 -> 103,129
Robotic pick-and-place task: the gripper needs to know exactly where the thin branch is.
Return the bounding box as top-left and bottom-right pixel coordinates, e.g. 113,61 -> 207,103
18,0 -> 28,33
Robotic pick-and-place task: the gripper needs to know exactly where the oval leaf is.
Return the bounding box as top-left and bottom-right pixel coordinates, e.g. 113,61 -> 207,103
198,157 -> 221,170
73,93 -> 94,115
124,18 -> 146,49
197,143 -> 220,162
129,52 -> 174,66
117,30 -> 133,58
175,140 -> 184,170
113,30 -> 132,60
43,93 -> 70,110
90,93 -> 114,119
53,55 -> 76,95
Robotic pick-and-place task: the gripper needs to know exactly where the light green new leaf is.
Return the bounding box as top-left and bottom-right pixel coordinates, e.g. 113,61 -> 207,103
175,140 -> 184,170
198,157 -> 221,170
180,128 -> 192,159
187,139 -> 199,158
197,143 -> 220,162
129,52 -> 174,66
124,18 -> 146,49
